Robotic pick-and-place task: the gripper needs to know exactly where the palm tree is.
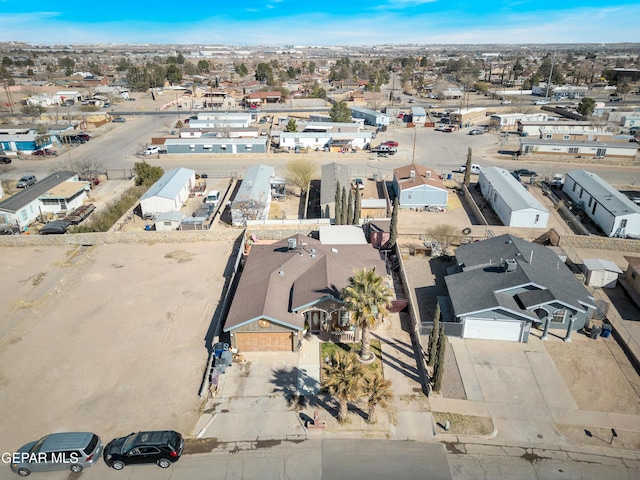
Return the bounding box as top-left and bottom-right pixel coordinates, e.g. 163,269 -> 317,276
342,268 -> 392,362
363,371 -> 393,424
322,349 -> 365,423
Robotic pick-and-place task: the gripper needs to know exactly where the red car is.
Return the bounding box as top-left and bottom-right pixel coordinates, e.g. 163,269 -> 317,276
382,140 -> 399,148
32,149 -> 57,156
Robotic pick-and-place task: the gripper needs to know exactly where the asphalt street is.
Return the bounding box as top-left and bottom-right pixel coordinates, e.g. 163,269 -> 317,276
5,112 -> 639,189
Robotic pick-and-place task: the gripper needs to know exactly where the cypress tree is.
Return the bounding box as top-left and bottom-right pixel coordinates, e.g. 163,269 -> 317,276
335,181 -> 342,224
433,324 -> 446,392
353,187 -> 361,225
347,189 -> 353,228
427,302 -> 441,368
341,186 -> 347,227
387,197 -> 399,249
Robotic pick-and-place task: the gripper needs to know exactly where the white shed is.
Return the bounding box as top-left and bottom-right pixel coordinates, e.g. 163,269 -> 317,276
139,168 -> 196,218
582,258 -> 623,288
154,211 -> 186,231
479,167 -> 549,228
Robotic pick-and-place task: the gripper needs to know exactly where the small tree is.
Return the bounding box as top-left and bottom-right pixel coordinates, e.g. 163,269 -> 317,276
346,189 -> 353,228
576,97 -> 596,117
353,187 -> 361,225
285,158 -> 315,194
285,118 -> 298,132
386,198 -> 399,249
329,101 -> 351,123
463,147 -> 472,187
335,181 -> 342,224
427,302 -> 441,368
134,161 -> 164,187
362,371 -> 393,424
322,349 -> 365,423
433,324 -> 447,392
341,187 -> 347,227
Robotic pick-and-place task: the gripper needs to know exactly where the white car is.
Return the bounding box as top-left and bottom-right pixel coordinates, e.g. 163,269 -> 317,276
534,100 -> 549,105
500,99 -> 512,105
144,146 -> 159,155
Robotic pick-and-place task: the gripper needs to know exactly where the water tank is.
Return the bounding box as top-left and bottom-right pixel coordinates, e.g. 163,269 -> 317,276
288,238 -> 297,250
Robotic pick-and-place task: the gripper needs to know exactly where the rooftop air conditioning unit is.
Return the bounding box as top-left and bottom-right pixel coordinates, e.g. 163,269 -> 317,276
504,259 -> 517,273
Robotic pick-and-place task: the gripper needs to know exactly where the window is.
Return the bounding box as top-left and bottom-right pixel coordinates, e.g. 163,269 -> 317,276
545,134 -> 552,139
563,135 -> 570,140
572,182 -> 577,192
246,144 -> 252,150
407,192 -> 412,199
632,271 -> 637,280
535,214 -> 540,223
552,308 -> 567,323
596,148 -> 606,158
579,188 -> 583,199
568,147 -> 578,154
621,219 -> 628,228
588,197 -> 592,207
164,221 -> 172,226
339,310 -> 350,326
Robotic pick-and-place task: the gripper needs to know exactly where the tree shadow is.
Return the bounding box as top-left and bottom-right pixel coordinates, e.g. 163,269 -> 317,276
270,366 -> 333,414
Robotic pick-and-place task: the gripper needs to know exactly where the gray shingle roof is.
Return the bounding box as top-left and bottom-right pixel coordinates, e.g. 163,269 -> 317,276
446,234 -> 595,317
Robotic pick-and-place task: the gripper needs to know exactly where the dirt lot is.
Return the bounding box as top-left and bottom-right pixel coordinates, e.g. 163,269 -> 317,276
0,241 -> 232,452
545,333 -> 640,415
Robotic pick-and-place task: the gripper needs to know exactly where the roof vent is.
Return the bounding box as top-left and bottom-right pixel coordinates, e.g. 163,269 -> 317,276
425,170 -> 431,178
504,259 -> 517,273
288,238 -> 297,250
409,169 -> 416,178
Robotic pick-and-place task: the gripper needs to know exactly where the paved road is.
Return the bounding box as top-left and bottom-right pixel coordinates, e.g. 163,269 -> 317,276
5,439 -> 638,479
5,111 -> 638,189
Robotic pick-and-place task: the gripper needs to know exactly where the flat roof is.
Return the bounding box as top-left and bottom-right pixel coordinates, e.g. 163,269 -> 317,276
39,181 -> 89,199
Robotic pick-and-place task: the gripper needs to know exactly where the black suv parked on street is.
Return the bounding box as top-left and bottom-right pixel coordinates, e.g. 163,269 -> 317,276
103,431 -> 184,470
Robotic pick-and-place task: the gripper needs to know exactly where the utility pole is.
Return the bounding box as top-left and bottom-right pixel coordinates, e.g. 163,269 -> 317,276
545,51 -> 556,100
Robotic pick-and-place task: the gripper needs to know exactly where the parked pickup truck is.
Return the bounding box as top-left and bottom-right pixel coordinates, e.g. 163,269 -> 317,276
370,145 -> 396,155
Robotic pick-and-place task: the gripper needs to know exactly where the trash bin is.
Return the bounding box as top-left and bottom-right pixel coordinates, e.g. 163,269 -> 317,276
590,325 -> 602,339
447,173 -> 452,180
144,224 -> 151,231
601,324 -> 612,338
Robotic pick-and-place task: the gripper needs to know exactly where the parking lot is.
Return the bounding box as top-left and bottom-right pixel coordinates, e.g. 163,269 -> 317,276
0,241 -> 232,452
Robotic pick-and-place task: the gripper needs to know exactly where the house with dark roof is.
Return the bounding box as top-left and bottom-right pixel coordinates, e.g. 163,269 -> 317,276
393,164 -> 448,208
224,234 -> 387,352
0,171 -> 81,229
444,234 -> 595,342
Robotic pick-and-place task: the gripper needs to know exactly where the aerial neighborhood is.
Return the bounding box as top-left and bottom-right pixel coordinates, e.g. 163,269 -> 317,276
2,41 -> 640,477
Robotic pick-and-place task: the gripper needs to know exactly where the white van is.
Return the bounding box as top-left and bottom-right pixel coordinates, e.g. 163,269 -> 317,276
459,164 -> 481,174
204,190 -> 220,207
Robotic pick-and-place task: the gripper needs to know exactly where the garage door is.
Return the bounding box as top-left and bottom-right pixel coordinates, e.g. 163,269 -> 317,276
236,332 -> 293,352
463,318 -> 524,342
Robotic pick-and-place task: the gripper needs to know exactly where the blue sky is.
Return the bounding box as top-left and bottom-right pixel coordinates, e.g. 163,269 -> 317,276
0,0 -> 639,45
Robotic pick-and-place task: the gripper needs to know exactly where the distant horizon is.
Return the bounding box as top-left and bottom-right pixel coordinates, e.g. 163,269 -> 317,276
1,1 -> 640,46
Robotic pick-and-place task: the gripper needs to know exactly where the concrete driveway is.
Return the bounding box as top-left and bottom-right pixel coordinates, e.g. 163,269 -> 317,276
431,334 -> 640,448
